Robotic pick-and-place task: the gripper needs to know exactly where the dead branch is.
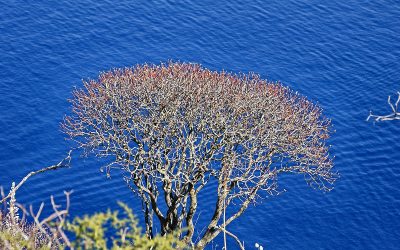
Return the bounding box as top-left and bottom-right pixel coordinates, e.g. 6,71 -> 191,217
217,225 -> 245,250
367,92 -> 400,122
0,150 -> 72,205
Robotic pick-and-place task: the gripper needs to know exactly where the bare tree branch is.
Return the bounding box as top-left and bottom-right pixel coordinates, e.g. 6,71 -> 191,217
217,226 -> 245,250
0,150 -> 72,204
367,92 -> 400,122
29,191 -> 73,248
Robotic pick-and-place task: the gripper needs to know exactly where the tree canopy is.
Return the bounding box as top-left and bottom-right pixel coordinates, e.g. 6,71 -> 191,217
63,62 -> 337,249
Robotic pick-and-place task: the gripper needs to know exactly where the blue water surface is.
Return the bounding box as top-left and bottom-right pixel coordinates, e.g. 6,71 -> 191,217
1,1 -> 400,249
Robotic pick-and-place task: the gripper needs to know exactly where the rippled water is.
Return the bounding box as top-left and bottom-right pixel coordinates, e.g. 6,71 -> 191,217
1,1 -> 400,249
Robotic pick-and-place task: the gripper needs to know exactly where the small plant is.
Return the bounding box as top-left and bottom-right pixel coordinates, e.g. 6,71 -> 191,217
1,154 -> 184,250
1,192 -> 185,250
0,153 -> 72,250
66,202 -> 185,250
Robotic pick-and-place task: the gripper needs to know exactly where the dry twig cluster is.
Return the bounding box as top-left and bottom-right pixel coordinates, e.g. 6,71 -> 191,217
367,92 -> 400,122
0,153 -> 72,249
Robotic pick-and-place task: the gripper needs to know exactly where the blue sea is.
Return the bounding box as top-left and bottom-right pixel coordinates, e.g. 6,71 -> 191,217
1,1 -> 400,249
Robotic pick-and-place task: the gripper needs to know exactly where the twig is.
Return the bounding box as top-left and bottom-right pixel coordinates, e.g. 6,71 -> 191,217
223,197 -> 227,250
50,191 -> 73,248
0,186 -> 5,206
0,150 -> 72,204
30,202 -> 50,241
217,226 -> 245,250
29,191 -> 73,248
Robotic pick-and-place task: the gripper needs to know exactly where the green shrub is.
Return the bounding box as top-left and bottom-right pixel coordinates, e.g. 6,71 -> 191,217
66,202 -> 186,250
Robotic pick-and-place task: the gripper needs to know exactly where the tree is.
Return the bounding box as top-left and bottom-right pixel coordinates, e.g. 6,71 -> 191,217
62,62 -> 337,249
